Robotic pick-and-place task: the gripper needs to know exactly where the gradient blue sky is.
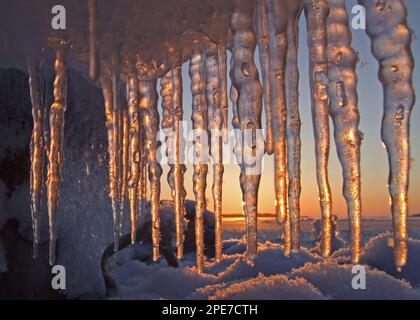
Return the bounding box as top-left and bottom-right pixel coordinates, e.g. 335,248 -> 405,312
159,0 -> 420,218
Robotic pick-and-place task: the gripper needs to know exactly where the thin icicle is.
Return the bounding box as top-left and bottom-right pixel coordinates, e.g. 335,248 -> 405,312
46,47 -> 67,266
256,0 -> 274,155
359,0 -> 415,270
87,0 -> 99,81
137,127 -> 146,224
217,41 -> 229,145
189,48 -> 209,271
101,68 -> 119,251
266,0 -> 290,255
27,55 -> 46,259
139,79 -> 162,261
120,104 -> 129,233
160,71 -> 176,202
126,73 -> 140,244
230,0 -> 264,264
327,0 -> 362,263
171,65 -> 186,260
286,0 -> 303,253
304,0 -> 333,258
206,54 -> 224,263
111,50 -> 122,251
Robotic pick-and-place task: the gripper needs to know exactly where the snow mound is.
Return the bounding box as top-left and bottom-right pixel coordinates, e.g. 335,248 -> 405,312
199,274 -> 324,300
289,261 -> 419,300
109,237 -> 420,300
108,240 -> 319,299
361,232 -> 420,287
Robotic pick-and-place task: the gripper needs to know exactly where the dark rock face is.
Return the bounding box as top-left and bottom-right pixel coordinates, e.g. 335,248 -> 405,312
0,219 -> 63,300
0,67 -> 112,298
0,68 -> 217,299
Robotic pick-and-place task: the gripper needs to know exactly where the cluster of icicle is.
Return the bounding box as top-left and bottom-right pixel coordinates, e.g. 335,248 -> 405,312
27,0 -> 414,270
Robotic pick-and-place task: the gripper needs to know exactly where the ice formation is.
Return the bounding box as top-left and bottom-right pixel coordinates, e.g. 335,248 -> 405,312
27,55 -> 46,259
359,0 -> 415,270
286,0 -> 303,253
304,0 -> 333,259
230,0 -> 263,263
189,48 -> 209,271
46,40 -> 68,266
327,0 -> 362,264
21,0 -> 415,272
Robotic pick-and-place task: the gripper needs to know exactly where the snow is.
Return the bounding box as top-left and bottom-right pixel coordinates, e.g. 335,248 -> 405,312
107,234 -> 420,300
361,232 -> 420,288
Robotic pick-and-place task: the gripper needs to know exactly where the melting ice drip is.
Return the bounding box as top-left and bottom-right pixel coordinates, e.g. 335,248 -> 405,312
27,0 -> 415,270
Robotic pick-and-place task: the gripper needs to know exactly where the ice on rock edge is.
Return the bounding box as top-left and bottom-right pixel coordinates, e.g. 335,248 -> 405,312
21,0 -> 416,274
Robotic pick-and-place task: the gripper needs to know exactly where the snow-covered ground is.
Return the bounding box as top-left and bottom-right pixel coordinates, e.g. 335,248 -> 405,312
106,218 -> 420,300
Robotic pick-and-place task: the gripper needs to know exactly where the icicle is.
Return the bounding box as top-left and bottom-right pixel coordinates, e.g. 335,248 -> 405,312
126,73 -> 140,244
171,65 -> 186,260
111,50 -> 122,251
217,41 -> 229,145
139,78 -> 162,261
27,55 -> 46,259
206,54 -> 225,263
304,0 -> 333,258
137,127 -> 146,224
230,0 -> 264,264
359,0 -> 415,269
46,47 -> 67,266
100,68 -> 120,252
327,0 -> 362,264
189,48 -> 209,271
87,0 -> 99,81
256,0 -> 274,155
160,71 -> 176,203
286,0 -> 303,253
265,0 -> 290,255
120,104 -> 129,233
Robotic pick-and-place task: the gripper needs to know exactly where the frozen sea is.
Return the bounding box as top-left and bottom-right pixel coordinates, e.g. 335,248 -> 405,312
223,217 -> 420,245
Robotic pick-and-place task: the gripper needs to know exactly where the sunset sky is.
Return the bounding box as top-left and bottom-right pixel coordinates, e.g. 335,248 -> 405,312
159,0 -> 420,218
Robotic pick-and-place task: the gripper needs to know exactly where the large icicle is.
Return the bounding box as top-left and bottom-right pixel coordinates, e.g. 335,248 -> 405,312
139,78 -> 162,261
171,65 -> 186,260
286,0 -> 303,253
126,72 -> 140,244
265,0 -> 290,255
359,0 -> 415,269
230,0 -> 264,263
46,46 -> 67,266
256,0 -> 274,155
189,48 -> 209,271
87,0 -> 99,81
206,54 -> 225,263
327,0 -> 362,263
27,56 -> 46,259
304,0 -> 333,258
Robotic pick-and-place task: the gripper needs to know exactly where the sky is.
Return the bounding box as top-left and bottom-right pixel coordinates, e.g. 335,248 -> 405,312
158,0 -> 420,218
